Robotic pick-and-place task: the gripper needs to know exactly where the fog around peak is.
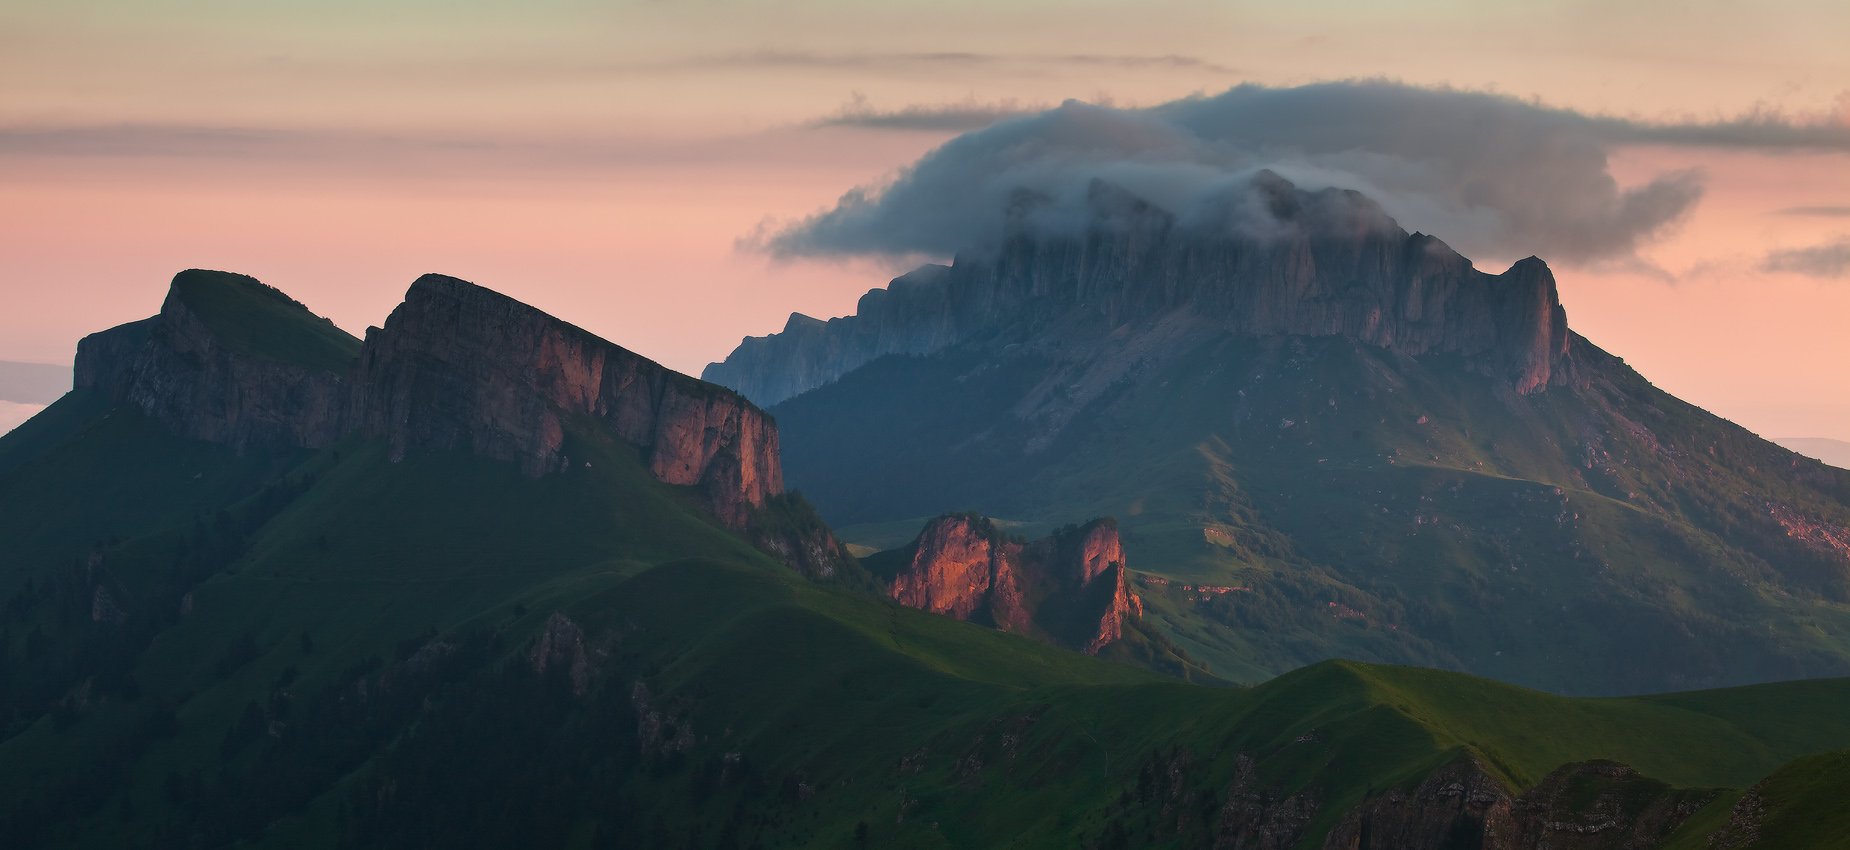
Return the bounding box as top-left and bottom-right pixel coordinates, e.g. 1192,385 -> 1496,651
754,81 -> 1768,266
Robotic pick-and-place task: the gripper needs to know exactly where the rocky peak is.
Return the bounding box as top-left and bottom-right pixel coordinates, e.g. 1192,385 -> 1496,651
74,270 -> 784,534
783,312 -> 825,333
74,269 -> 357,451
884,514 -> 1134,654
705,174 -> 1573,406
349,273 -> 782,530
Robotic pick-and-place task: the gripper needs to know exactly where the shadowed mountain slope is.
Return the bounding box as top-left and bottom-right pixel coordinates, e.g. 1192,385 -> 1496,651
5,270 -> 1850,848
709,174 -> 1850,695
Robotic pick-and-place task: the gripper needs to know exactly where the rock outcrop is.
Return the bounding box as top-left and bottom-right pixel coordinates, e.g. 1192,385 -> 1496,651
885,514 -> 1133,653
76,270 -> 354,451
349,274 -> 780,529
1322,757 -> 1512,849
73,270 -> 784,533
1323,758 -> 1714,850
705,172 -> 1571,405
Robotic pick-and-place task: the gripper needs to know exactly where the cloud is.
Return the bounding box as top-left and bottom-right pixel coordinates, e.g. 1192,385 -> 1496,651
760,80 -> 1750,265
1594,91 -> 1850,151
358,50 -> 1236,82
1772,206 -> 1850,217
811,94 -> 1041,132
1761,236 -> 1850,278
685,50 -> 1238,76
0,122 -> 883,175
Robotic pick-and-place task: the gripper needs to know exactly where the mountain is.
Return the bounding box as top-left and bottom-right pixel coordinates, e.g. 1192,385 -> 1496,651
5,268 -> 1850,847
706,172 -> 1850,696
1777,437 -> 1850,471
709,175 -> 1570,406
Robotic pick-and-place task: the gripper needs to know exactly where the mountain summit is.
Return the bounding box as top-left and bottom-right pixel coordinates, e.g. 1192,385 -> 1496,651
707,175 -> 1850,695
707,172 -> 1571,405
78,269 -> 781,531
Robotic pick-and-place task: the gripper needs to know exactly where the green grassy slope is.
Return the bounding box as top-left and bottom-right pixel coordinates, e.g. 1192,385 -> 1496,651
4,396 -> 1850,848
168,269 -> 361,371
772,332 -> 1850,695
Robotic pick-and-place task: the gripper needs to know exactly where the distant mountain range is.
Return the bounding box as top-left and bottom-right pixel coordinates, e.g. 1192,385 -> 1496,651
0,361 -> 70,405
0,362 -> 70,435
1778,437 -> 1850,470
2,266 -> 1847,847
708,172 -> 1850,697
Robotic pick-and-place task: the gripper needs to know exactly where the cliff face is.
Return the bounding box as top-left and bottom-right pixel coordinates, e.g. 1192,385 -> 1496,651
72,270 -> 784,533
705,173 -> 1571,406
1322,758 -> 1713,850
75,271 -> 353,451
349,274 -> 780,529
703,264 -> 958,407
886,514 -> 1133,654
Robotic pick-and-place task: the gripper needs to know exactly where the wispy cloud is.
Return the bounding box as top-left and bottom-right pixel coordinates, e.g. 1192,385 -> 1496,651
690,50 -> 1237,75
811,94 -> 1042,132
1772,205 -> 1850,217
1761,236 -> 1850,278
818,87 -> 1850,153
1601,113 -> 1850,151
277,49 -> 1239,83
0,122 -> 897,176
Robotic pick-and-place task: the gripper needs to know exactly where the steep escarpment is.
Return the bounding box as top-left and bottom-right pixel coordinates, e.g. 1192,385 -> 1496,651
69,270 -> 785,533
879,514 -> 1135,653
349,274 -> 781,529
704,264 -> 960,407
705,173 -> 1570,405
74,270 -> 356,451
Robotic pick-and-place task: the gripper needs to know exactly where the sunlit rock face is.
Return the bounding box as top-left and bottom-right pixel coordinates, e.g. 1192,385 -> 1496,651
350,274 -> 781,530
75,271 -> 350,452
887,514 -> 1134,654
76,270 -> 783,532
706,173 -> 1570,406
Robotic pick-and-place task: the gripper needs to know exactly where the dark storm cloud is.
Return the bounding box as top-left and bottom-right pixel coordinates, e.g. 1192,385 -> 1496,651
762,80 -> 1850,265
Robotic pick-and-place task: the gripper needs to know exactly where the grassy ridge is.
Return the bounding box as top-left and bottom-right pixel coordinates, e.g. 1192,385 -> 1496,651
169,269 -> 361,372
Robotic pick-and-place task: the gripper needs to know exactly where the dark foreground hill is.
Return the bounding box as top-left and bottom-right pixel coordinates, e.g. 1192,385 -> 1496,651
709,173 -> 1850,696
4,270 -> 1849,848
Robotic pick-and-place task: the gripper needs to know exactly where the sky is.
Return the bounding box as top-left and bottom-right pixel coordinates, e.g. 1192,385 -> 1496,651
2,0 -> 1848,440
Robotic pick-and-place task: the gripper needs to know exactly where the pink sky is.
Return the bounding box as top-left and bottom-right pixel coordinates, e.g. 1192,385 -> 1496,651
2,1 -> 1847,440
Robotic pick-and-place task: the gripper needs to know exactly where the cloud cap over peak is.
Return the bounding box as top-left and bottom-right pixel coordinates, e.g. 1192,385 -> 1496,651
751,80 -> 1850,266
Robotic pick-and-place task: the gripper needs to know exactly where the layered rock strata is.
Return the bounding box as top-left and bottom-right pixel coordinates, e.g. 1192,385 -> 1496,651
74,270 -> 782,532
349,274 -> 780,529
887,514 -> 1134,653
76,273 -> 350,451
705,172 -> 1571,405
